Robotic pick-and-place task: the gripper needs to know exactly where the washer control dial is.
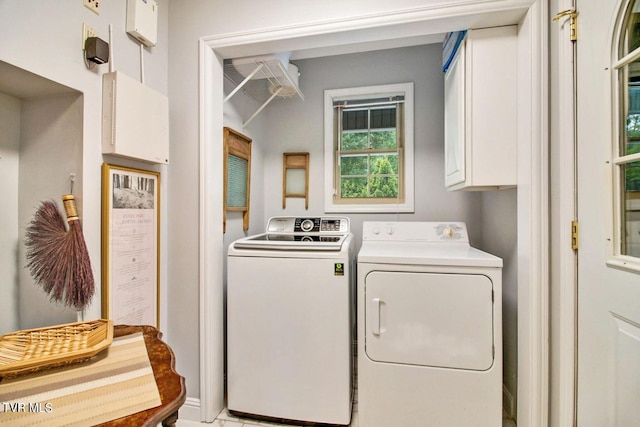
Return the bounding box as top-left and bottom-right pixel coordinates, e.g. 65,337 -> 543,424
300,219 -> 315,232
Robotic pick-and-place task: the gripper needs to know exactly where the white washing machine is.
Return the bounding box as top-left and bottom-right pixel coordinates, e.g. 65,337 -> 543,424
357,221 -> 502,427
227,216 -> 354,425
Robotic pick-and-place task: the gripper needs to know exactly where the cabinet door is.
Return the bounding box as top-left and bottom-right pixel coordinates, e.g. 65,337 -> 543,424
467,26 -> 517,188
444,43 -> 466,187
364,270 -> 495,371
444,26 -> 517,191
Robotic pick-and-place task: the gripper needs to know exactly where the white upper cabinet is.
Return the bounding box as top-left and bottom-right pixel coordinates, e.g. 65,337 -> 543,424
444,26 -> 517,191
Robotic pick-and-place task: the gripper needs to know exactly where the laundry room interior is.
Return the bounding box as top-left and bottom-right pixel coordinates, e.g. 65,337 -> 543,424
222,32 -> 518,426
0,1 -> 551,426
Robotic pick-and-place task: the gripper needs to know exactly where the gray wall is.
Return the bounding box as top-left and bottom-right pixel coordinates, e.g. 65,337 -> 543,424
0,1 -> 169,333
261,45 -> 484,248
0,92 -> 21,334
482,189 -> 518,416
222,79 -> 267,240
18,94 -> 84,330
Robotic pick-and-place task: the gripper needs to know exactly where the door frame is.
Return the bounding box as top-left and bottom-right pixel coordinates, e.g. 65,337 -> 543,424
550,0 -> 638,425
549,0 -> 579,425
197,1 -> 549,425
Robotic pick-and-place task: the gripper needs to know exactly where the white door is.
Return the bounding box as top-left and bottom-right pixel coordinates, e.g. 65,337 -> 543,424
576,0 -> 640,425
364,271 -> 494,370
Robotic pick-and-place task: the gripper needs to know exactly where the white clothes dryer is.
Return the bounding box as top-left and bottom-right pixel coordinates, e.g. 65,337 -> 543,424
357,221 -> 502,427
227,217 -> 354,425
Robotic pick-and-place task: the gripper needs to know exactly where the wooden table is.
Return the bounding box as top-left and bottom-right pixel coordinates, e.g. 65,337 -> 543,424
97,325 -> 186,427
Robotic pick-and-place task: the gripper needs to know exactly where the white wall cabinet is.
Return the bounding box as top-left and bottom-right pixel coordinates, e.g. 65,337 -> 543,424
444,26 -> 517,191
102,71 -> 170,164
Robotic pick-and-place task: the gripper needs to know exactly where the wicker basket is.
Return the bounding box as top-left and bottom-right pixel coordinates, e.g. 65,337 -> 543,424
0,319 -> 113,379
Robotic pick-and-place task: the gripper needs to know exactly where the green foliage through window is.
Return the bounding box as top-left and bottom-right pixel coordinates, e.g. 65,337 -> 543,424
340,155 -> 399,198
625,109 -> 640,190
338,104 -> 400,199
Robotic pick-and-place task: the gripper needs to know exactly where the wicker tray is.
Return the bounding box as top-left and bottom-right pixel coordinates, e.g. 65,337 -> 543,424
0,319 -> 113,379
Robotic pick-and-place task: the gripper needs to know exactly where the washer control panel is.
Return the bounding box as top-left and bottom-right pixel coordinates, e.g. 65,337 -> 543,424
267,217 -> 350,234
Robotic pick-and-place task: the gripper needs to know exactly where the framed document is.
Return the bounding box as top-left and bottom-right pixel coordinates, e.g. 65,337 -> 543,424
223,127 -> 252,232
102,163 -> 160,327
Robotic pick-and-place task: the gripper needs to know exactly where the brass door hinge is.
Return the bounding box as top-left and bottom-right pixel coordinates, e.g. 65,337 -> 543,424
571,220 -> 579,250
553,9 -> 578,42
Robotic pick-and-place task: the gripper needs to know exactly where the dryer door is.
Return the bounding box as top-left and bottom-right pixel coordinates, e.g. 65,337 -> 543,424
364,271 -> 494,370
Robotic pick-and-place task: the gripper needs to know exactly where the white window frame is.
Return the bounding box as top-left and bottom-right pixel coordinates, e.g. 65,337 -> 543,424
324,82 -> 414,213
608,1 -> 640,273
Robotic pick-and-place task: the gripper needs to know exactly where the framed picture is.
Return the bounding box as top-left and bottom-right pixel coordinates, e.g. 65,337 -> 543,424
224,127 -> 252,232
102,163 -> 160,327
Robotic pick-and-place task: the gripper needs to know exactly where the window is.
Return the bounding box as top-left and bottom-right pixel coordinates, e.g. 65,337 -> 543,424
615,1 -> 640,260
324,83 -> 414,213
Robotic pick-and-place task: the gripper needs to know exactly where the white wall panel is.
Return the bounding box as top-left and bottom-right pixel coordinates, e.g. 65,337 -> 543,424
0,92 -> 21,334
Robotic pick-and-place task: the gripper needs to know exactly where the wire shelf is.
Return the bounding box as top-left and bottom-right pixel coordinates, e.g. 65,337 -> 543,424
224,56 -> 304,127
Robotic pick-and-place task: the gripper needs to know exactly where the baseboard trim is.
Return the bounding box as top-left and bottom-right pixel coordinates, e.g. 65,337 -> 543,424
179,397 -> 203,422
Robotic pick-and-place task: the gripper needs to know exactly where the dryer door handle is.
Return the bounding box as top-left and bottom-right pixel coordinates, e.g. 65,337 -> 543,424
370,297 -> 383,336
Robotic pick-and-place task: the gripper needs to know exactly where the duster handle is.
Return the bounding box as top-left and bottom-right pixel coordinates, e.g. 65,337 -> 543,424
62,195 -> 80,222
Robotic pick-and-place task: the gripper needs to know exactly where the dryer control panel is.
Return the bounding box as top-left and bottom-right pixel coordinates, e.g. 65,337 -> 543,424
362,221 -> 469,242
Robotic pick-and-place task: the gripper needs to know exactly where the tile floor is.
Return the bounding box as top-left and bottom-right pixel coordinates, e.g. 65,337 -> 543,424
175,354 -> 516,427
175,407 -> 516,426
